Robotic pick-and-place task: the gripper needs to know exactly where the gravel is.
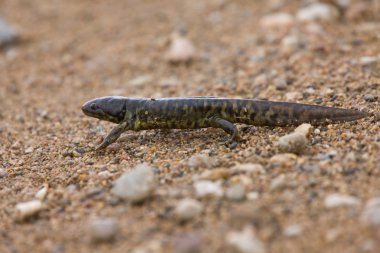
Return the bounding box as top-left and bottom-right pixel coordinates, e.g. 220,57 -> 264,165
111,163 -> 156,203
361,198 -> 380,226
296,3 -> 339,22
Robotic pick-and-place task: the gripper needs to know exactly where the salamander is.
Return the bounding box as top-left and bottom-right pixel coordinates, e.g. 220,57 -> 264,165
81,96 -> 368,149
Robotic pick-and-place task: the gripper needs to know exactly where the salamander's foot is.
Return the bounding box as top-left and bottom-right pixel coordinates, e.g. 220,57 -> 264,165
94,123 -> 126,151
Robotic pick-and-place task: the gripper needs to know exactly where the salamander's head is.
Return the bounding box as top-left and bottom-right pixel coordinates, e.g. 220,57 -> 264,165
82,96 -> 126,123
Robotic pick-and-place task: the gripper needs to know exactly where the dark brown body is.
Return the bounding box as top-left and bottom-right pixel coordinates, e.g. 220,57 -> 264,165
131,97 -> 367,130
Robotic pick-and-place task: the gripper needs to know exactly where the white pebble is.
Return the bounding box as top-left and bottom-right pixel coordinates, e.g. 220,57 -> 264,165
165,33 -> 196,63
35,184 -> 48,201
359,56 -> 378,66
174,198 -> 203,221
361,198 -> 380,226
324,193 -> 359,208
259,13 -> 295,28
277,132 -> 308,154
0,18 -> 18,46
283,224 -> 303,237
247,191 -> 259,200
24,146 -> 34,154
294,123 -> 312,136
187,154 -> 215,169
111,163 -> 156,203
128,75 -> 153,87
15,200 -> 42,221
296,3 -> 338,22
281,35 -> 303,53
194,180 -> 223,198
226,226 -> 266,253
89,217 -> 118,242
232,163 -> 265,174
226,184 -> 246,201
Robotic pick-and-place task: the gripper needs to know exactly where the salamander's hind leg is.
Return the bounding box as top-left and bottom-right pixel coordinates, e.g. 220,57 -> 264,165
207,116 -> 239,147
96,122 -> 127,150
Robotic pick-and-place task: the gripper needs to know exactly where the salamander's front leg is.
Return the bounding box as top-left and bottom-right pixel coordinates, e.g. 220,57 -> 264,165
207,116 -> 239,146
96,122 -> 127,150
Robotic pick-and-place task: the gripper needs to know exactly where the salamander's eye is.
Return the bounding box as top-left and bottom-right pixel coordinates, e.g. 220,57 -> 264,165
90,103 -> 98,110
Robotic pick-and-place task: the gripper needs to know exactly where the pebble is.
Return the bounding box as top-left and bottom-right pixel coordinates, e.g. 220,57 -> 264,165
226,184 -> 246,201
281,35 -> 304,53
35,184 -> 48,201
226,226 -> 266,253
128,75 -> 153,87
194,180 -> 223,198
296,3 -> 338,22
15,200 -> 43,221
277,132 -> 308,155
172,232 -> 202,253
165,32 -> 196,63
111,163 -> 156,203
294,123 -> 312,136
363,94 -> 375,102
283,224 -> 303,237
187,154 -> 215,169
0,168 -> 7,178
324,193 -> 360,208
259,13 -> 295,29
231,163 -> 265,174
89,217 -> 118,242
361,198 -> 380,226
359,56 -> 378,66
198,168 -> 232,180
247,191 -> 259,200
174,198 -> 203,221
24,146 -> 34,154
0,18 -> 18,47
274,78 -> 287,90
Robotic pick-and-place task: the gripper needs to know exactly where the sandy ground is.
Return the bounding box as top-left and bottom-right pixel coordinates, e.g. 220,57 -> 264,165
1,0 -> 380,252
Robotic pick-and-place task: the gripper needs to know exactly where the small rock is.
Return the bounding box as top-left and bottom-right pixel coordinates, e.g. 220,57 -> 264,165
35,184 -> 48,201
364,94 -> 375,102
247,191 -> 259,200
259,13 -> 295,29
226,184 -> 246,201
0,168 -> 8,178
270,175 -> 286,191
89,217 -> 118,242
199,168 -> 232,180
296,3 -> 339,22
0,18 -> 18,47
324,193 -> 359,208
187,154 -> 215,169
15,200 -> 43,221
174,198 -> 203,221
231,163 -> 265,174
283,224 -> 303,237
194,180 -> 223,198
273,78 -> 287,90
359,56 -> 378,66
165,32 -> 196,63
226,226 -> 266,253
361,198 -> 380,226
294,123 -> 312,136
277,132 -> 308,155
111,163 -> 156,203
25,146 -> 34,154
172,232 -> 202,253
128,75 -> 153,87
281,35 -> 304,53
106,143 -> 122,152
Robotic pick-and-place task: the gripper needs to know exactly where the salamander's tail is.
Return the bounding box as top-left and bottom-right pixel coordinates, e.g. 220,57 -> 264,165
248,100 -> 370,126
